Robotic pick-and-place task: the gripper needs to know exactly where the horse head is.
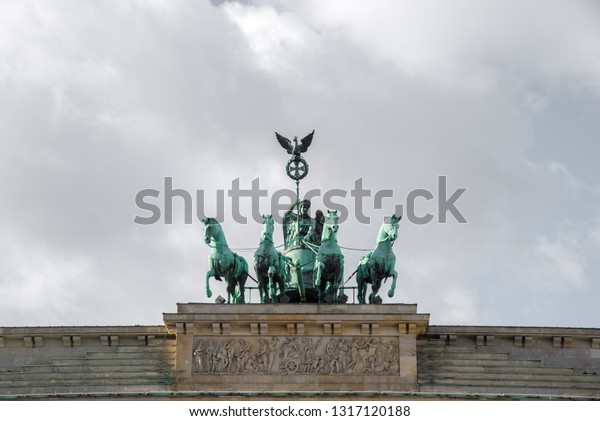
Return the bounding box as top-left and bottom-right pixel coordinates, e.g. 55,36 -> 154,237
260,214 -> 274,241
380,214 -> 401,243
321,210 -> 339,241
202,217 -> 223,246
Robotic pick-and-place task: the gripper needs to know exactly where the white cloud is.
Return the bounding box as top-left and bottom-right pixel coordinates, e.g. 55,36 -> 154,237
223,2 -> 320,76
294,0 -> 600,92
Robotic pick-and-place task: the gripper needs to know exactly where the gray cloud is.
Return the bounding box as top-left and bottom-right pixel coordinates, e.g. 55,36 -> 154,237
1,0 -> 599,328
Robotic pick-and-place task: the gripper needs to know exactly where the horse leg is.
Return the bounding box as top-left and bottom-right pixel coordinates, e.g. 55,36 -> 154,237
258,272 -> 267,303
357,278 -> 365,304
226,278 -> 234,303
356,266 -> 366,304
262,273 -> 268,303
237,272 -> 247,303
206,267 -> 215,298
255,262 -> 265,303
278,276 -> 285,302
278,259 -> 290,302
315,262 -> 325,303
369,267 -> 379,304
323,259 -> 337,302
387,269 -> 398,298
324,278 -> 332,303
335,258 -> 344,302
268,266 -> 276,303
314,260 -> 322,288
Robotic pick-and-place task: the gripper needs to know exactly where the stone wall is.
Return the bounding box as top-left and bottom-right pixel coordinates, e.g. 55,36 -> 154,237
418,326 -> 600,398
0,326 -> 175,397
1,308 -> 600,399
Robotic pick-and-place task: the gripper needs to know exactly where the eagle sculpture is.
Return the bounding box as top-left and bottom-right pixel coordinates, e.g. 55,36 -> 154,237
275,130 -> 315,158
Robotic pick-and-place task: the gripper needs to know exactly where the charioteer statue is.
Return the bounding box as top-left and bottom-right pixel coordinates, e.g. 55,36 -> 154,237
281,199 -> 325,302
276,130 -> 328,302
283,199 -> 323,249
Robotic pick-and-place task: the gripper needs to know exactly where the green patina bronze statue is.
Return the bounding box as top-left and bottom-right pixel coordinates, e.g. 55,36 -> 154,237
201,129 -> 401,304
275,130 -> 328,302
276,130 -> 314,181
254,215 -> 291,303
203,218 -> 249,304
314,210 -> 344,303
281,199 -> 324,302
356,215 -> 401,304
282,199 -> 322,249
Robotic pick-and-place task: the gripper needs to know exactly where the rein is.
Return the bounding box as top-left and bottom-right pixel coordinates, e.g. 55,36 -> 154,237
207,240 -> 228,249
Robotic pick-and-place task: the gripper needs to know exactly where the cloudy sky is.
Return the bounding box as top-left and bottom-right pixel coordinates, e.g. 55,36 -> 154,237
1,0 -> 599,328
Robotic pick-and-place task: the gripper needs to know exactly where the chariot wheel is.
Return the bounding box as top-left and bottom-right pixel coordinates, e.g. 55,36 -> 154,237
284,359 -> 299,373
286,157 -> 309,181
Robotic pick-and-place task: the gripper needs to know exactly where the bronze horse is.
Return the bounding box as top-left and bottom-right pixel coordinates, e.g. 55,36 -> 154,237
203,218 -> 249,303
254,215 -> 291,303
314,210 -> 344,303
356,215 -> 400,304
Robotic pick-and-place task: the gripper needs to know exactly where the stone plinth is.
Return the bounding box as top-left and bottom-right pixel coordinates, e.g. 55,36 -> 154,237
163,303 -> 429,393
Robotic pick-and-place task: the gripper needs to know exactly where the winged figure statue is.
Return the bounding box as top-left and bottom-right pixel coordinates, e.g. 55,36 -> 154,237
275,130 -> 315,158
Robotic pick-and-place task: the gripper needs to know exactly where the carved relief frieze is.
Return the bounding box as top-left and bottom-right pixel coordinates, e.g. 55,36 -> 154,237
192,336 -> 399,375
